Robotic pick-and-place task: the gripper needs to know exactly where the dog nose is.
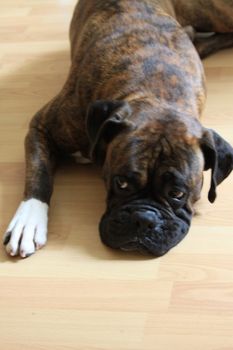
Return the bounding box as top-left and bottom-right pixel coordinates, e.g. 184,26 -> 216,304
132,210 -> 157,231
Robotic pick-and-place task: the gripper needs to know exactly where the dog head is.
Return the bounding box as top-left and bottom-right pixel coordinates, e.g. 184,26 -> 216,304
87,100 -> 233,256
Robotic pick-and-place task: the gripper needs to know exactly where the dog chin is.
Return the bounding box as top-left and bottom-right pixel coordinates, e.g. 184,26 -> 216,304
99,199 -> 191,257
119,240 -> 168,256
100,231 -> 177,257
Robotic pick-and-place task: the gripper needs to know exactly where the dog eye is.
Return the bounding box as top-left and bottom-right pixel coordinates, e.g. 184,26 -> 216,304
115,176 -> 129,190
168,189 -> 185,200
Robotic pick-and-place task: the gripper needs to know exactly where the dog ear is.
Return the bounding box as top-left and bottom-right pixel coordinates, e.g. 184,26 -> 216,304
86,100 -> 132,164
201,128 -> 233,203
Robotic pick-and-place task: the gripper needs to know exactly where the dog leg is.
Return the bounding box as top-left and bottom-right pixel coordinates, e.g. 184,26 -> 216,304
194,32 -> 233,59
3,113 -> 57,258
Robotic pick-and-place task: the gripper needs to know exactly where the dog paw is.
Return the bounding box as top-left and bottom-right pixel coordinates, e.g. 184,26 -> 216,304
3,199 -> 49,258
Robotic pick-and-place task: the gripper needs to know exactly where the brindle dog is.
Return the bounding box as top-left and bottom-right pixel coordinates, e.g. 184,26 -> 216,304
3,0 -> 233,258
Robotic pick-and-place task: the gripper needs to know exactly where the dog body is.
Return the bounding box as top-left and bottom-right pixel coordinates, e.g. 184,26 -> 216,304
3,0 -> 233,257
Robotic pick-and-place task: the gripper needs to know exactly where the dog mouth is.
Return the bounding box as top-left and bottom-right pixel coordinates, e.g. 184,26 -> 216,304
120,239 -> 167,256
99,199 -> 191,257
120,239 -> 151,254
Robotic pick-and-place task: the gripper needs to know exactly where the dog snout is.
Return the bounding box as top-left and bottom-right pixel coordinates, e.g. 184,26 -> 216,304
131,210 -> 158,232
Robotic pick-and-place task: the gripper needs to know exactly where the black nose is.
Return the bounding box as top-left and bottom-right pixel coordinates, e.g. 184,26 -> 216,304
131,210 -> 157,231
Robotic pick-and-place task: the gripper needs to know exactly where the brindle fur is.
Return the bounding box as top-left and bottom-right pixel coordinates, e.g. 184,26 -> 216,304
5,0 -> 233,255
24,0 -> 233,201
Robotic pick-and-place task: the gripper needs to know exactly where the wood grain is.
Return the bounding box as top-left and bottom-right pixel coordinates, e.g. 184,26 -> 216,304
0,1 -> 233,349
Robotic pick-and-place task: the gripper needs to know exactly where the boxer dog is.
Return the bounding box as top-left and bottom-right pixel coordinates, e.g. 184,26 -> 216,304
3,0 -> 233,258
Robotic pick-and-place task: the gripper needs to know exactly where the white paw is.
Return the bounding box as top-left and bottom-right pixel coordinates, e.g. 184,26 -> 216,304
3,199 -> 49,258
72,151 -> 92,164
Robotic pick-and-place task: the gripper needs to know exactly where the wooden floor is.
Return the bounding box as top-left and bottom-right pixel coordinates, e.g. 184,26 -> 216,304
0,1 -> 233,349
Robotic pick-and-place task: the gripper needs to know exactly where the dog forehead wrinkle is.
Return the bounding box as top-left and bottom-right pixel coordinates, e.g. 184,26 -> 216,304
154,140 -> 199,175
108,132 -> 154,162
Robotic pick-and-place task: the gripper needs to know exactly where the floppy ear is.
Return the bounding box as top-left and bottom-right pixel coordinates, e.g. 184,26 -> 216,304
86,100 -> 132,164
201,128 -> 233,203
